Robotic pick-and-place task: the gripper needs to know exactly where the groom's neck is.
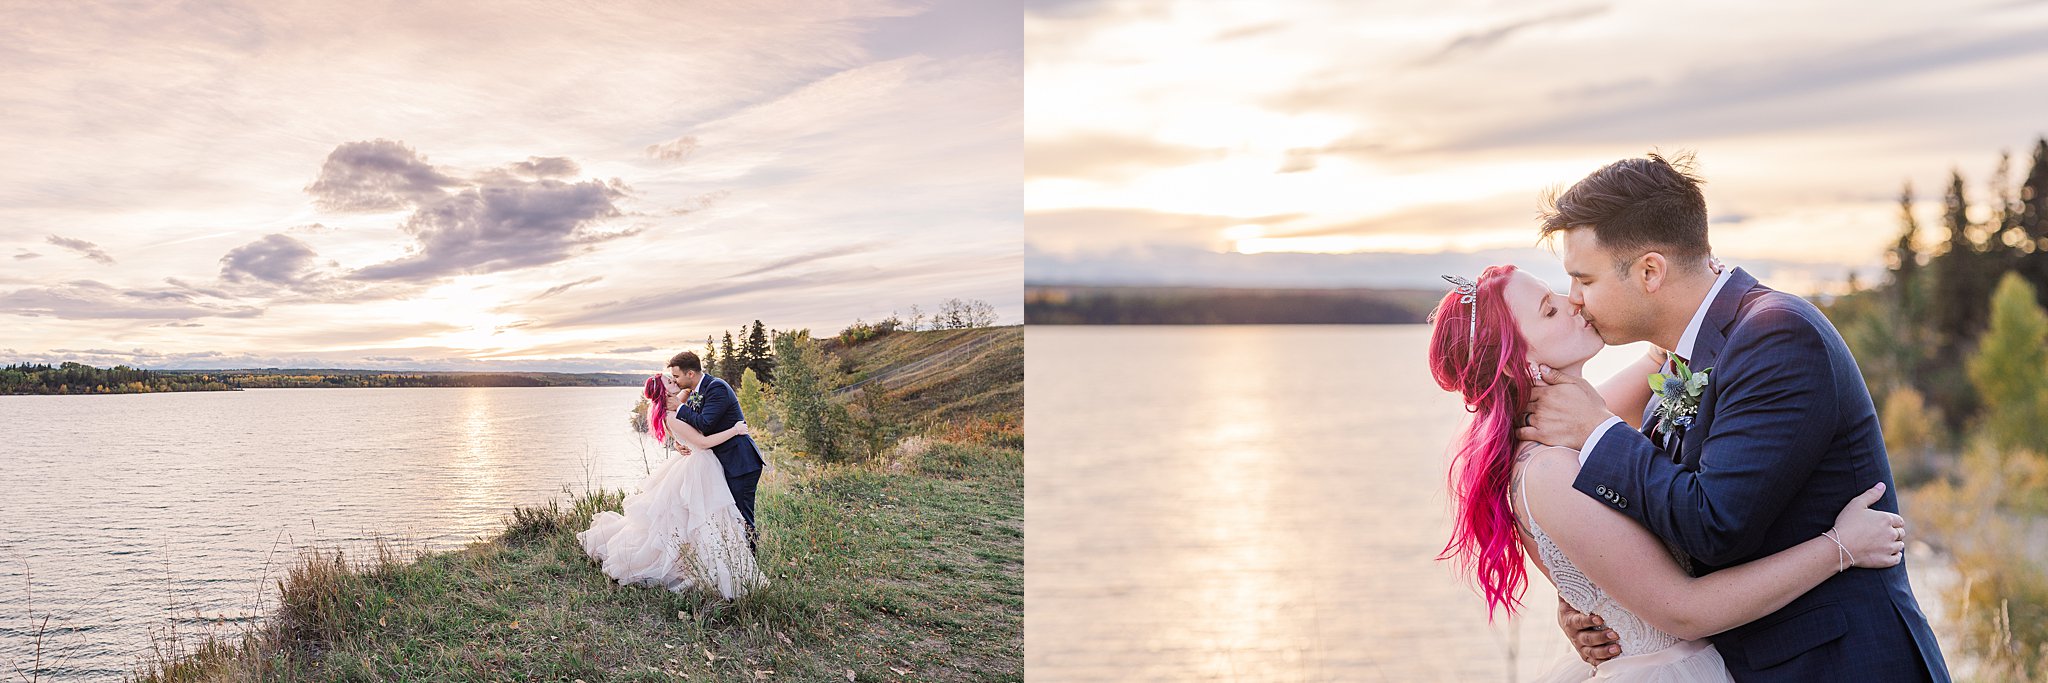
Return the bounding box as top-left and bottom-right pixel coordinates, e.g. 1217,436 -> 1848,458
1648,268 -> 1717,352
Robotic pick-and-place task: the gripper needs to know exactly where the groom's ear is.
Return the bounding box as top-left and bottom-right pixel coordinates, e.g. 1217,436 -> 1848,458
1637,251 -> 1669,294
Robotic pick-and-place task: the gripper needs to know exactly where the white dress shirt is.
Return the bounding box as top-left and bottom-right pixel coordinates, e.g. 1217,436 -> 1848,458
1578,265 -> 1736,465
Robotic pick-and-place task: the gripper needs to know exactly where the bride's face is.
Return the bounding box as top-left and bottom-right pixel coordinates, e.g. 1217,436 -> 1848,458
1506,270 -> 1604,369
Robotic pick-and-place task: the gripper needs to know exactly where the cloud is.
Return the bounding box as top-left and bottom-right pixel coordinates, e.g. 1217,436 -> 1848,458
303,139 -> 463,212
1451,23 -> 2048,150
529,276 -> 605,302
725,243 -> 882,279
539,268 -> 880,329
607,346 -> 657,354
646,136 -> 699,163
507,156 -> 581,178
1026,132 -> 1219,180
347,176 -> 635,282
219,234 -> 324,286
0,280 -> 263,320
1413,5 -> 1609,67
46,235 -> 116,265
13,251 -> 39,260
1026,208 -> 1306,254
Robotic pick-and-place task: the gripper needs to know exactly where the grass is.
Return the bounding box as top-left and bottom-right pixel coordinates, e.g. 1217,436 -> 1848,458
127,435 -> 1021,682
823,327 -> 1022,428
100,323 -> 1023,682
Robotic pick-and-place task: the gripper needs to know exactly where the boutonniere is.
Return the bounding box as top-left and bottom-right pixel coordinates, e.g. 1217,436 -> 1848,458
1648,357 -> 1711,436
686,392 -> 704,410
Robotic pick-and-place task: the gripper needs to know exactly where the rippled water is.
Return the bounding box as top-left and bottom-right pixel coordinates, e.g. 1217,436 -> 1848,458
1024,325 -> 1957,682
0,386 -> 664,680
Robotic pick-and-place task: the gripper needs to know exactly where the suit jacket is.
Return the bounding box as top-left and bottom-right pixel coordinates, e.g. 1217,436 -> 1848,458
674,375 -> 765,479
1574,268 -> 1948,682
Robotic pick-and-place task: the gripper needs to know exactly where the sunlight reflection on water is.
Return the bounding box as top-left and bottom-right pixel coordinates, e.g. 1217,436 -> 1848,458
0,386 -> 663,679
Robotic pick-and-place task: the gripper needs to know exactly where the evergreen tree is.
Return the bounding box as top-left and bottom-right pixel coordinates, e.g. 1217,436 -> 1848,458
2020,138 -> 2048,308
1887,180 -> 1920,292
1933,169 -> 1992,346
1987,150 -> 2022,267
745,320 -> 775,385
719,330 -> 739,383
703,334 -> 717,377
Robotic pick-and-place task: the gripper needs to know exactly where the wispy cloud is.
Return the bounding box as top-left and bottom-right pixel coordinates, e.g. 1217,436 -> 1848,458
1,0 -> 1020,370
1026,0 -> 2048,293
46,235 -> 115,265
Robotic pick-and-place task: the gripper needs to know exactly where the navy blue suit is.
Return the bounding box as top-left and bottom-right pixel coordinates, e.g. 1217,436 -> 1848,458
1574,268 -> 1948,682
674,375 -> 764,535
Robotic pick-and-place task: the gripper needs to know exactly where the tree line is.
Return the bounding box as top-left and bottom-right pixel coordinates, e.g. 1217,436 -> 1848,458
1823,135 -> 2048,679
0,363 -> 642,394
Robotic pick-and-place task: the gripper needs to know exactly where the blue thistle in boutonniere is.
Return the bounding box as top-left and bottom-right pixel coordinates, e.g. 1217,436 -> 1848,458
1648,357 -> 1711,436
686,391 -> 705,410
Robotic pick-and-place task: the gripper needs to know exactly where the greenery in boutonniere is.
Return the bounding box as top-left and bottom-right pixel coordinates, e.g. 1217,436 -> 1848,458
1648,357 -> 1712,436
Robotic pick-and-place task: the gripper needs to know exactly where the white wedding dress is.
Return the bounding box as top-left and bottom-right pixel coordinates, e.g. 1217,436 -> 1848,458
1517,468 -> 1735,682
577,414 -> 766,599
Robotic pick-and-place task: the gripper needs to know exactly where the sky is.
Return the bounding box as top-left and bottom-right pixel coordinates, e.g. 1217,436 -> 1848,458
0,0 -> 1021,373
1025,0 -> 2048,295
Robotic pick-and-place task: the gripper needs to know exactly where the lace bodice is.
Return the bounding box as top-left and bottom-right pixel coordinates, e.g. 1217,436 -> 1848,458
1516,466 -> 1690,658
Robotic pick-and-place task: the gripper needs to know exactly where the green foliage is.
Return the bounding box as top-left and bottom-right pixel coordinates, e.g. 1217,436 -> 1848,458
836,317 -> 901,346
737,367 -> 768,432
771,330 -> 850,462
1967,273 -> 2048,454
0,362 -> 235,394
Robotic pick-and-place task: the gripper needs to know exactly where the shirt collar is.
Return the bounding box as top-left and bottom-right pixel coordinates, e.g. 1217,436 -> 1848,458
694,373 -> 707,394
1675,265 -> 1736,362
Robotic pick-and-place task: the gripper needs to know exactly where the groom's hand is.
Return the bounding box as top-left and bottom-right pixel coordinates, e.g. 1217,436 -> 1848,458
1559,597 -> 1621,665
1516,366 -> 1614,451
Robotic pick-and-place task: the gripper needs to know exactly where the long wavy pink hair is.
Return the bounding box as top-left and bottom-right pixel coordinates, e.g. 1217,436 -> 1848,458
1427,264 -> 1536,621
643,375 -> 669,444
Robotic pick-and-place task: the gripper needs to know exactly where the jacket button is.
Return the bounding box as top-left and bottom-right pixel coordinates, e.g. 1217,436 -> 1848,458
1597,485 -> 1609,495
1618,498 -> 1629,509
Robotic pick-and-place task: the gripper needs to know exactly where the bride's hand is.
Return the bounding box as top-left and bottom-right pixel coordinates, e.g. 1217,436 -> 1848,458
1831,482 -> 1905,569
733,420 -> 750,436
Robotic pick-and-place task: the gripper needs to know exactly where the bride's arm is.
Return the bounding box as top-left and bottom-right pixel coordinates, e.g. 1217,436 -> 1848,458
1594,346 -> 1665,430
666,416 -> 749,450
1519,447 -> 1900,640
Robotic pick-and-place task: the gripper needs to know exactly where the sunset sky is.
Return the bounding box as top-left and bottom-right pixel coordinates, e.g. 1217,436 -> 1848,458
1,0 -> 1020,372
1026,0 -> 2048,294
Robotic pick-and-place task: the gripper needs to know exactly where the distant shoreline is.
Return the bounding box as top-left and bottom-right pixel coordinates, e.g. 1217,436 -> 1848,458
1,364 -> 644,395
1024,284 -> 1442,325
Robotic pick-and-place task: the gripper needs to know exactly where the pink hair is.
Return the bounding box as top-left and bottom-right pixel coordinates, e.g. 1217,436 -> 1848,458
643,375 -> 669,444
1427,264 -> 1536,621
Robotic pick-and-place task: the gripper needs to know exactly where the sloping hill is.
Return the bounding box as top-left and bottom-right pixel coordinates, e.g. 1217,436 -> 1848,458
822,325 -> 1023,424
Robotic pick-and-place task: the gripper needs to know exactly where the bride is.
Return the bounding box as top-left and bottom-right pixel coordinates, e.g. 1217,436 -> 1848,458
1427,265 -> 1905,681
577,374 -> 767,599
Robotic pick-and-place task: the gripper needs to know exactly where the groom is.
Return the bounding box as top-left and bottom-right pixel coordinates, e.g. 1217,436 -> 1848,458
666,350 -> 765,553
1518,154 -> 1948,681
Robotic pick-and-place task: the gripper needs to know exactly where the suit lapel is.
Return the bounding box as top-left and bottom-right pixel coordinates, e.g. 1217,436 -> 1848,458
1672,267 -> 1761,469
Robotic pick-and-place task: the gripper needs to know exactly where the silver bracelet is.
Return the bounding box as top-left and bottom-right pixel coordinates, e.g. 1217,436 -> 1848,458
1821,528 -> 1853,573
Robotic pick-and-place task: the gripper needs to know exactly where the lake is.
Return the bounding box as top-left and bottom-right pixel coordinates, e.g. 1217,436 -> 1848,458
0,386 -> 664,680
1023,325 -> 1956,682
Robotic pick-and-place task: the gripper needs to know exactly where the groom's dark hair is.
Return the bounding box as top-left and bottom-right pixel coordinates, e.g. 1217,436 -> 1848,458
1538,151 -> 1711,272
667,351 -> 703,372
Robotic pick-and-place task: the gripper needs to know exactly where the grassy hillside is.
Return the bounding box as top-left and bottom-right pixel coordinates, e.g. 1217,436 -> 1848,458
824,326 -> 1022,427
132,328 -> 1023,682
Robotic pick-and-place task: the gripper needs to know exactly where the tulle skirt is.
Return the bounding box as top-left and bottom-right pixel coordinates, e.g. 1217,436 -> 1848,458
576,434 -> 765,599
1530,639 -> 1734,683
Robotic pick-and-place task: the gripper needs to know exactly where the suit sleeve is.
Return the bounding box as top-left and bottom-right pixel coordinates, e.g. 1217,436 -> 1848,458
674,381 -> 737,433
1571,306 -> 1838,566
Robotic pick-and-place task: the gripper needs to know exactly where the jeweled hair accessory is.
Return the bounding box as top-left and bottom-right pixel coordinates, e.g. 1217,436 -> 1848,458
1442,274 -> 1478,362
